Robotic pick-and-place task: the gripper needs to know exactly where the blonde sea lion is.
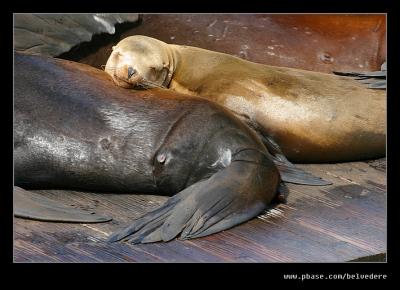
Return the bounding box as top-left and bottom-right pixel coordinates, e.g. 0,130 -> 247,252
105,35 -> 386,163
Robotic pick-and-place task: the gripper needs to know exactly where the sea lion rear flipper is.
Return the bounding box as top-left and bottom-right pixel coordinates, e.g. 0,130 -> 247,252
14,186 -> 112,223
261,135 -> 332,186
367,80 -> 387,89
273,161 -> 332,186
107,150 -> 279,244
333,68 -> 386,90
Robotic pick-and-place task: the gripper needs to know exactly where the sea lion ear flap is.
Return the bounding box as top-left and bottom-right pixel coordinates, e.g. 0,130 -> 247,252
112,46 -> 116,51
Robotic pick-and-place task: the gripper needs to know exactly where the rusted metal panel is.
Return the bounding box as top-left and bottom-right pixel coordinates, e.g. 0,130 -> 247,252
61,14 -> 386,74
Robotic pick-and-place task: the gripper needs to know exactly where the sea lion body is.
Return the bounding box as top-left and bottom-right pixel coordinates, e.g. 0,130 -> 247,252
105,35 -> 386,163
14,53 -> 282,243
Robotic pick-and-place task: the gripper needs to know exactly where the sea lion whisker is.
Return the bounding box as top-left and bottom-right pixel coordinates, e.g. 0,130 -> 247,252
140,79 -> 166,89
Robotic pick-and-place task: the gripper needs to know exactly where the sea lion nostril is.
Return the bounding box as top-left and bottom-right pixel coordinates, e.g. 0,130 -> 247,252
128,67 -> 136,79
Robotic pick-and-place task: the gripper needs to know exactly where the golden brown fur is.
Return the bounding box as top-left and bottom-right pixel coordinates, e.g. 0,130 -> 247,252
105,35 -> 386,163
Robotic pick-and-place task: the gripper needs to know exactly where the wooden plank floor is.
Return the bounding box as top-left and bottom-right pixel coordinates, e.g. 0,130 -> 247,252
14,158 -> 386,263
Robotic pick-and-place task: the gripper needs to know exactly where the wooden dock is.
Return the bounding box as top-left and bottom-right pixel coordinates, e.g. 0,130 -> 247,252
14,159 -> 386,263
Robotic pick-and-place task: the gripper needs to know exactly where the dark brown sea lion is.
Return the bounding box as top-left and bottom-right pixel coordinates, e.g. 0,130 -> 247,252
105,35 -> 386,163
14,53 -> 330,243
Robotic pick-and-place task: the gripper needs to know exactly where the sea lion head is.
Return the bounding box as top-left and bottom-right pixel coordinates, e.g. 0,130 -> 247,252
105,35 -> 173,89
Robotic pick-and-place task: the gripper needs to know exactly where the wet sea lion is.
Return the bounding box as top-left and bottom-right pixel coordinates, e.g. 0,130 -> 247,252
14,53 -> 329,243
105,35 -> 386,163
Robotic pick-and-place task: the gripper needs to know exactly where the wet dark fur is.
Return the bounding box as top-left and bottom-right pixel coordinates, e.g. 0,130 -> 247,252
14,53 -> 281,243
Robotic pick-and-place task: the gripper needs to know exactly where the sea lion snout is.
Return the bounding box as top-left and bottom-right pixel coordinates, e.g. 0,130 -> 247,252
104,50 -> 136,87
127,67 -> 136,79
106,58 -> 160,89
108,64 -> 141,88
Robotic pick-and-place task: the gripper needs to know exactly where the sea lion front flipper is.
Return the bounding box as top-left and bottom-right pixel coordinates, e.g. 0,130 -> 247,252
108,150 -> 279,244
14,186 -> 112,223
261,135 -> 332,186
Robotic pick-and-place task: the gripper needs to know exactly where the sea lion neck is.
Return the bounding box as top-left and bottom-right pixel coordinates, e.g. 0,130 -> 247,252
162,43 -> 177,88
167,44 -> 256,96
167,44 -> 223,95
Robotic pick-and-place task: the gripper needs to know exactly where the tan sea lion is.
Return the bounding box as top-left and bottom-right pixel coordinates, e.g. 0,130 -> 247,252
105,35 -> 386,163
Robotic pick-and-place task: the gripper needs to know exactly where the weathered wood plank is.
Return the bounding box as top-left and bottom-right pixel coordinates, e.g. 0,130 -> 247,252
14,160 -> 386,262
